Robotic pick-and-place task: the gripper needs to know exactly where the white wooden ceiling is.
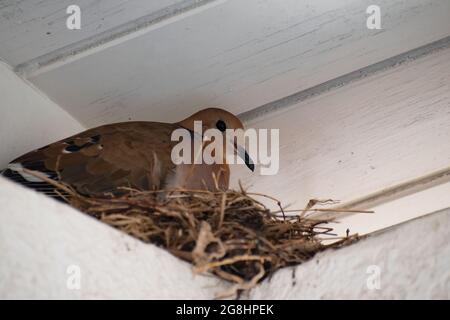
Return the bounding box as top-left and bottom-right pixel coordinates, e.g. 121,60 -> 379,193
0,0 -> 189,66
1,0 -> 449,127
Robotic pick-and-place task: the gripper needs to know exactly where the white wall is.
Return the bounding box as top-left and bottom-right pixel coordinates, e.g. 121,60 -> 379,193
0,61 -> 84,167
0,177 -> 223,299
1,176 -> 449,299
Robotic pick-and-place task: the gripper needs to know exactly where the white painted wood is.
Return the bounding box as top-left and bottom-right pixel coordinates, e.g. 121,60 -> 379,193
0,61 -> 84,168
2,176 -> 449,299
229,46 -> 450,229
0,0 -> 189,66
25,0 -> 450,127
332,181 -> 450,238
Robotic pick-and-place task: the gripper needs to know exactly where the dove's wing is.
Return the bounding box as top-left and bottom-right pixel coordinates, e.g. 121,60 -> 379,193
2,121 -> 178,200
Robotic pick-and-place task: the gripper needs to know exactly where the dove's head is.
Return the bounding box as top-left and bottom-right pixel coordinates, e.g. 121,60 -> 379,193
177,108 -> 255,171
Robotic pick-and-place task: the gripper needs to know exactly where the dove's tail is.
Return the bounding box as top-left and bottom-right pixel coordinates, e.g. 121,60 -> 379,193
1,163 -> 68,202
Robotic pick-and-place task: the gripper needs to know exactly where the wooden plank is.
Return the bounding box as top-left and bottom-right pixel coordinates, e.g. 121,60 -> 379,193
333,181 -> 450,237
0,0 -> 189,66
229,46 -> 450,217
27,0 -> 450,127
0,61 -> 84,168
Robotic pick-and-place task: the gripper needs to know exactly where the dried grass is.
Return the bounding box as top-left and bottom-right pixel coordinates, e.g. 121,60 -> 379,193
24,169 -> 365,298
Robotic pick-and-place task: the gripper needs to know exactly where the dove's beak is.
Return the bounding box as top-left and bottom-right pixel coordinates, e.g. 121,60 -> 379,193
233,140 -> 255,172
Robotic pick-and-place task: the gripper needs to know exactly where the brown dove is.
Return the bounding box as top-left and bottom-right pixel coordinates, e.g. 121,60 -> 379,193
1,108 -> 254,201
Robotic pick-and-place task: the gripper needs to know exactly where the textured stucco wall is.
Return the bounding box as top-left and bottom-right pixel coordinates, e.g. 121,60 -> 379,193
0,177 -> 224,299
0,176 -> 449,299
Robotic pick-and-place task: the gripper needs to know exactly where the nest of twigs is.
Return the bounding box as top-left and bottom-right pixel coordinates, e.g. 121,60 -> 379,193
26,170 -> 364,298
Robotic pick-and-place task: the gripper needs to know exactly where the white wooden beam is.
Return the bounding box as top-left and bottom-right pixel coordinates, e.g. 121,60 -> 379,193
22,0 -> 450,127
0,0 -> 216,67
229,46 -> 450,235
0,61 -> 84,168
239,36 -> 450,123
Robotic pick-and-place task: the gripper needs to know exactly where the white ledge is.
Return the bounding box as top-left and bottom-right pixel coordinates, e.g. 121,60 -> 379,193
0,177 -> 225,299
1,176 -> 449,299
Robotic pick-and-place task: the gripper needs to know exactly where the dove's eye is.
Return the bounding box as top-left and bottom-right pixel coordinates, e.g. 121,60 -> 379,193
216,120 -> 226,132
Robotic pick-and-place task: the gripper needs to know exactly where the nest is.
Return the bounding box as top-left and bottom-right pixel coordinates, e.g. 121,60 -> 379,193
26,170 -> 364,298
